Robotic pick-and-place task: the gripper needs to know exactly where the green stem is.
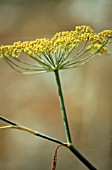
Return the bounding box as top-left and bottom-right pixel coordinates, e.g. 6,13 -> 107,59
0,116 -> 66,146
54,70 -> 98,170
54,70 -> 72,144
68,144 -> 97,170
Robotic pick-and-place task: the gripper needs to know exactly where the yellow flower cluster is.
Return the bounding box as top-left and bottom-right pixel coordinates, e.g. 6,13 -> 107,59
22,38 -> 51,56
0,41 -> 22,58
0,25 -> 111,72
51,26 -> 94,51
99,30 -> 112,38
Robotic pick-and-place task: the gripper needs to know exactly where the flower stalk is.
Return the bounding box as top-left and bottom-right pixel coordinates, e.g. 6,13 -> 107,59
54,70 -> 97,170
54,70 -> 72,144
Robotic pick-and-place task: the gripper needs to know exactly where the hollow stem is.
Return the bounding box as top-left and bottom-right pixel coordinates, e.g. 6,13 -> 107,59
54,70 -> 98,170
54,70 -> 72,144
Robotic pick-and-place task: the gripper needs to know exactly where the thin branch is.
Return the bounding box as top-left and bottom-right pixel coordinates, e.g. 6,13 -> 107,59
58,44 -> 77,67
22,71 -> 50,75
61,62 -> 85,70
51,145 -> 63,170
60,42 -> 88,68
63,39 -> 109,68
61,52 -> 96,69
0,116 -> 67,146
4,58 -> 49,74
22,49 -> 52,69
29,55 -> 53,70
43,52 -> 55,67
5,57 -> 43,71
45,51 -> 55,67
4,57 -> 25,73
55,48 -> 62,65
12,57 -> 44,68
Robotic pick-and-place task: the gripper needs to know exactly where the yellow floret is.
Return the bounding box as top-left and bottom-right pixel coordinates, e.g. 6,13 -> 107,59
99,30 -> 112,38
76,25 -> 93,34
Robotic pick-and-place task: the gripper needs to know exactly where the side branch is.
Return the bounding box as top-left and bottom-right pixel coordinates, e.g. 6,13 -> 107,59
0,116 -> 98,169
0,116 -> 66,146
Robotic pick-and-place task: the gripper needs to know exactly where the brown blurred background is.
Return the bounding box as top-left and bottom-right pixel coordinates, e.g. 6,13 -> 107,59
0,0 -> 112,169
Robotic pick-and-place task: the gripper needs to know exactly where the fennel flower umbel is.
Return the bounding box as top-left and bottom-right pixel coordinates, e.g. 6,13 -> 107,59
0,25 -> 112,74
0,25 -> 112,170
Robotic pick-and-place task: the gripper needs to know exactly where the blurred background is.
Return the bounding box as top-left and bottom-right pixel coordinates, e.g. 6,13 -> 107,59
0,0 -> 112,169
